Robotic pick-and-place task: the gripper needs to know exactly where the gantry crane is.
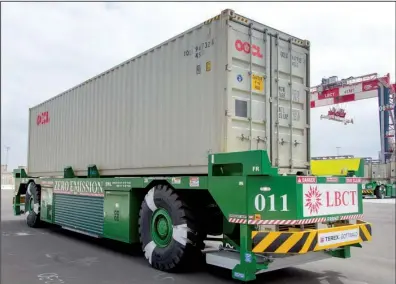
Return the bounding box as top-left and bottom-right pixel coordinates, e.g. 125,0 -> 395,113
310,73 -> 396,163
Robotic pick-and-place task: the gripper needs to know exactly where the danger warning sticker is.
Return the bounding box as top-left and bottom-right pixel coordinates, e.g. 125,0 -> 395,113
296,176 -> 317,184
189,177 -> 200,187
326,177 -> 339,183
346,177 -> 362,183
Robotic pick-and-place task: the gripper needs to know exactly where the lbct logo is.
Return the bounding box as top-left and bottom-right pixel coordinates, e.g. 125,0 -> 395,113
305,186 -> 322,214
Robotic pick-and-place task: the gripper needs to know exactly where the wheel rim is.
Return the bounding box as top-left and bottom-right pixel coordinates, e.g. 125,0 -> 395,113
151,208 -> 173,247
381,187 -> 386,197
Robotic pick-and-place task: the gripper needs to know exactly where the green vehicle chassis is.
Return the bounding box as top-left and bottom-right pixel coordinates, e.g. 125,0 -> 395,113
362,180 -> 396,199
13,150 -> 372,282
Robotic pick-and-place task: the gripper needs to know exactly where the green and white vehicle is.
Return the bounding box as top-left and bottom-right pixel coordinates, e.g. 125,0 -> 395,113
362,159 -> 396,198
13,9 -> 372,282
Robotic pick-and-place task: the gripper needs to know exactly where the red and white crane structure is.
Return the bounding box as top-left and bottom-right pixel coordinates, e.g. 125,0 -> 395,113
310,73 -> 396,162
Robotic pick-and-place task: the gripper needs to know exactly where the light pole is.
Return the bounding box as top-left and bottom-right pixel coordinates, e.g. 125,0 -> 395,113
4,145 -> 10,172
336,146 -> 341,156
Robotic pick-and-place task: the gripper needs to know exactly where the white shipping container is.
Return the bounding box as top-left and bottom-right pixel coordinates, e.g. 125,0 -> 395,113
365,162 -> 390,179
28,9 -> 311,177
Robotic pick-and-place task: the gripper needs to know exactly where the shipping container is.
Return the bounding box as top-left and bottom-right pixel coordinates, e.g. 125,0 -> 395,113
364,162 -> 390,180
28,9 -> 310,177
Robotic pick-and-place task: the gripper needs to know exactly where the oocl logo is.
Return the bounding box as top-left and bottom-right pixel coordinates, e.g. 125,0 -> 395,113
37,111 -> 50,126
234,40 -> 263,58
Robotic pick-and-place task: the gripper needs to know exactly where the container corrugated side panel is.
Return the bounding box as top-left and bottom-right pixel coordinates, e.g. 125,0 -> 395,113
54,195 -> 104,236
225,14 -> 310,174
364,164 -> 371,178
28,18 -> 228,177
386,162 -> 391,179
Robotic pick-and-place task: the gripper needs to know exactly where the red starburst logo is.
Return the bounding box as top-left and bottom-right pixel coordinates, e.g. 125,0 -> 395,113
305,186 -> 322,214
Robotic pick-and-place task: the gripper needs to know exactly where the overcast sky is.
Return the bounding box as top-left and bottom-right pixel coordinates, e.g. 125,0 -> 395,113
1,2 -> 395,170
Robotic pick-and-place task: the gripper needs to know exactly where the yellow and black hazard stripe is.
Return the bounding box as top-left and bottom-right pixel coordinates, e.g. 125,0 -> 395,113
362,189 -> 374,194
359,223 -> 372,242
252,231 -> 318,254
252,222 -> 372,254
204,15 -> 221,25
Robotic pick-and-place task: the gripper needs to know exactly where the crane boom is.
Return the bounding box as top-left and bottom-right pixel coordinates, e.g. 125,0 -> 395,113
310,73 -> 390,108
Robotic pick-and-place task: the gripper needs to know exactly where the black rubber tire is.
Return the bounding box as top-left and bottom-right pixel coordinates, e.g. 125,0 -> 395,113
138,184 -> 204,272
375,185 -> 385,199
24,182 -> 41,228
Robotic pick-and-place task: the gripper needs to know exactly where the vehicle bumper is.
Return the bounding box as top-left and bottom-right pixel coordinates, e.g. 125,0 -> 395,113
251,220 -> 372,254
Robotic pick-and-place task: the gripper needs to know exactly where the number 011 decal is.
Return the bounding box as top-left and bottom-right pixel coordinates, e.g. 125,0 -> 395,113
254,194 -> 289,212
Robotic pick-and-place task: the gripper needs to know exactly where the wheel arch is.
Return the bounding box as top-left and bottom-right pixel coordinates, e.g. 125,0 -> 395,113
16,179 -> 36,196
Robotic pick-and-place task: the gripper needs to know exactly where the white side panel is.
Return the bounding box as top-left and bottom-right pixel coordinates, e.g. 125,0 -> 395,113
28,19 -> 228,176
271,35 -> 309,171
364,164 -> 371,179
386,162 -> 391,179
370,163 -> 389,179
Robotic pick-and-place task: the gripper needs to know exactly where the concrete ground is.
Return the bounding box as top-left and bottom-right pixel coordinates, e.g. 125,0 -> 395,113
1,189 -> 395,284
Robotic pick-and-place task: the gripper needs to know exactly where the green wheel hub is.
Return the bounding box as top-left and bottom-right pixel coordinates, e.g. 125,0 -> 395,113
28,196 -> 34,212
151,208 -> 173,247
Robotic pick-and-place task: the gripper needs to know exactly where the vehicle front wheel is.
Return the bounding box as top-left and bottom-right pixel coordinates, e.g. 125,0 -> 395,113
138,184 -> 204,272
375,185 -> 386,199
24,182 -> 41,228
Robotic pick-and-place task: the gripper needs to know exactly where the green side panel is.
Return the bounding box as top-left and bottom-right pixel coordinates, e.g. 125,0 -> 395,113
54,194 -> 104,236
209,176 -> 248,220
207,150 -> 277,220
357,159 -> 365,177
388,184 -> 396,197
103,191 -> 131,243
40,187 -> 54,223
246,176 -> 363,220
247,176 -> 299,220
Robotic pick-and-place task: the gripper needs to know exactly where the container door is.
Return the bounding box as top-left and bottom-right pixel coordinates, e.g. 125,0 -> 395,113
271,35 -> 309,172
226,21 -> 271,153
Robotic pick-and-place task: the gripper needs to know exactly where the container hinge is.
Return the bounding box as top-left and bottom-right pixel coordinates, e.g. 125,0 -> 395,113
279,138 -> 289,145
288,38 -> 292,51
225,64 -> 232,71
293,140 -> 301,147
238,134 -> 250,141
254,136 -> 267,144
269,97 -> 273,103
305,124 -> 310,129
275,33 -> 279,46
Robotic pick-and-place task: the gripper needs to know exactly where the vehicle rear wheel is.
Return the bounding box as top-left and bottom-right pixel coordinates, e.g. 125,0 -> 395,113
24,182 -> 41,228
138,184 -> 204,272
